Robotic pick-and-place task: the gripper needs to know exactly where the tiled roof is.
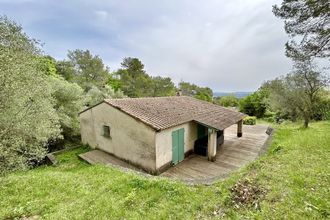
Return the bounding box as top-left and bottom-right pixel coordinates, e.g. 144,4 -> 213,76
102,96 -> 246,131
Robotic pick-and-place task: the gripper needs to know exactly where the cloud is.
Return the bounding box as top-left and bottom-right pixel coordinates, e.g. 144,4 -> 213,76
94,10 -> 108,22
0,0 -> 292,91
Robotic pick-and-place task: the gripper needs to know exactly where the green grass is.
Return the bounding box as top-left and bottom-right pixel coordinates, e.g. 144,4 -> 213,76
1,121 -> 329,219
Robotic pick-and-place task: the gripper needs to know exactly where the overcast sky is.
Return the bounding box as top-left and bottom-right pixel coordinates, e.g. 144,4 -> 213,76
0,0 -> 293,92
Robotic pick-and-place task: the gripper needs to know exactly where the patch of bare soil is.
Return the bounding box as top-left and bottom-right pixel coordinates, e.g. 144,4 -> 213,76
231,178 -> 267,209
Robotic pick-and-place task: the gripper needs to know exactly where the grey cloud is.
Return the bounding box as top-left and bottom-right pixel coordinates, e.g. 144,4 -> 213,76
0,0 -> 292,91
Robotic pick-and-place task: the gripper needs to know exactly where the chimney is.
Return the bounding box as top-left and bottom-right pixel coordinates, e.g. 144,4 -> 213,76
176,89 -> 182,96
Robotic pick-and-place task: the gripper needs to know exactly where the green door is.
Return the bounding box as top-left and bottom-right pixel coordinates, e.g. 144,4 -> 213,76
172,128 -> 185,164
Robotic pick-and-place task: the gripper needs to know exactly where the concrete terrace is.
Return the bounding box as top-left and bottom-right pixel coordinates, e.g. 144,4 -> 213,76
79,124 -> 272,184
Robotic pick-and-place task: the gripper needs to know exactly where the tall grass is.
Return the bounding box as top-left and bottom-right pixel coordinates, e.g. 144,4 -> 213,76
0,121 -> 329,219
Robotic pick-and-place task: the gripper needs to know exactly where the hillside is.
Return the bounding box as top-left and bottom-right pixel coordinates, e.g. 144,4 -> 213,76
0,121 -> 329,219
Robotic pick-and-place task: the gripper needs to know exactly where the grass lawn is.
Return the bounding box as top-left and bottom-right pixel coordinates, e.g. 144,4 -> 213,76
1,121 -> 329,219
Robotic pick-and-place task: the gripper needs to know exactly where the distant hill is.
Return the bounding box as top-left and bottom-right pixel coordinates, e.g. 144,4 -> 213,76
214,92 -> 252,98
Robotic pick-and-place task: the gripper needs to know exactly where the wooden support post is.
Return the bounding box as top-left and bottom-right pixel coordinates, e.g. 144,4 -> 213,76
207,128 -> 217,162
237,120 -> 243,137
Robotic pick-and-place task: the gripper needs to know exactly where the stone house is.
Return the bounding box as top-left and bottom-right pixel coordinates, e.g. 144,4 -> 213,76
79,96 -> 245,174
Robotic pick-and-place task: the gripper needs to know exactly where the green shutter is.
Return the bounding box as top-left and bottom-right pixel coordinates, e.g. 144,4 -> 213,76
172,128 -> 185,164
178,128 -> 185,161
172,131 -> 179,164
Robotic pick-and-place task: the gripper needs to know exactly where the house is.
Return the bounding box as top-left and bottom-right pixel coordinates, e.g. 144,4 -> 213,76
79,96 -> 246,174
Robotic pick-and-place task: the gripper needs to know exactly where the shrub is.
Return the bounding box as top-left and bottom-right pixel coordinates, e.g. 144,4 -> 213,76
239,91 -> 268,118
243,116 -> 257,125
215,95 -> 239,107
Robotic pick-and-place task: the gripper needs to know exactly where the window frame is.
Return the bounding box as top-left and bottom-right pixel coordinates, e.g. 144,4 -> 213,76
102,125 -> 111,138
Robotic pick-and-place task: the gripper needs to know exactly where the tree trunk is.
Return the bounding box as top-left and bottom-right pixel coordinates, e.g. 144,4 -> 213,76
303,116 -> 309,128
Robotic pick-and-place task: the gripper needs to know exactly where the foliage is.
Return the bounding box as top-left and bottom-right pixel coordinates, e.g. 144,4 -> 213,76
0,121 -> 329,219
107,74 -> 122,92
55,60 -> 75,81
179,81 -> 213,102
37,56 -> 57,76
115,57 -> 176,98
272,0 -> 330,126
312,89 -> 330,120
243,116 -> 257,125
151,76 -> 176,97
84,85 -> 126,107
265,59 -> 329,127
65,49 -> 110,91
239,90 -> 268,118
194,92 -> 212,102
262,110 -> 277,123
48,76 -> 84,138
114,58 -> 215,100
273,0 -> 330,58
115,58 -> 152,97
0,16 -> 61,175
57,50 -> 126,107
215,95 -> 239,107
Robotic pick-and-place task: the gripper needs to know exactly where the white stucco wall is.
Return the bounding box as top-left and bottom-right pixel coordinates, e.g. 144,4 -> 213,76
80,109 -> 96,146
79,103 -> 157,172
155,122 -> 198,169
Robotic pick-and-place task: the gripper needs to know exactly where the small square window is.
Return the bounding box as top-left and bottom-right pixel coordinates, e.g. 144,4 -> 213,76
102,125 -> 111,138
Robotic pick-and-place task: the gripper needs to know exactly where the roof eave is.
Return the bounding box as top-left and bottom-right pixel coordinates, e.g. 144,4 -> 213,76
78,100 -> 106,115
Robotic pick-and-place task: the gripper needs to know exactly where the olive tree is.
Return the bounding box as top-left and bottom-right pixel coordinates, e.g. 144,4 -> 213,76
84,85 -> 126,107
48,76 -> 84,139
267,59 -> 329,128
0,16 -> 61,175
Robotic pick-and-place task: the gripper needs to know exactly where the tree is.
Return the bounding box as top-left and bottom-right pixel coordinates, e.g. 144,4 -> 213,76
273,0 -> 330,59
107,73 -> 122,92
215,95 -> 239,107
151,76 -> 176,97
37,55 -> 85,142
66,49 -> 110,91
195,87 -> 213,102
56,60 -> 75,81
267,59 -> 329,127
194,91 -> 212,102
48,76 -> 83,139
311,89 -> 330,120
84,85 -> 126,107
121,57 -> 146,77
178,81 -> 197,96
239,90 -> 268,118
0,16 -> 61,174
57,50 -> 126,109
178,81 -> 213,102
37,56 -> 57,76
115,57 -> 154,97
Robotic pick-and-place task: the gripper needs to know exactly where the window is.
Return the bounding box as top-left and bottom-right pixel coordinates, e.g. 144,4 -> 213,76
102,125 -> 111,138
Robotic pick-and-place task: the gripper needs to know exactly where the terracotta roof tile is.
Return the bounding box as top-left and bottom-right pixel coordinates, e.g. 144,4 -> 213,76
103,96 -> 246,131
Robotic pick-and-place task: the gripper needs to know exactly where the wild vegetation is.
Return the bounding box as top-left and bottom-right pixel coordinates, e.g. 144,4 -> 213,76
217,0 -> 330,128
0,0 -> 329,218
1,0 -> 329,174
0,121 -> 329,219
0,16 -> 213,175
